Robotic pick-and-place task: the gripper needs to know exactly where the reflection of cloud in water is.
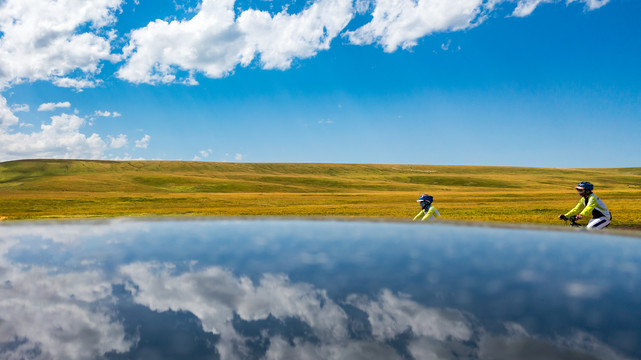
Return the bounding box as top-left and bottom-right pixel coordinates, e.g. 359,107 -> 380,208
346,289 -> 472,342
0,238 -> 133,360
120,263 -> 631,360
1,220 -> 636,360
0,219 -> 151,245
120,262 -> 350,359
564,282 -> 605,299
479,323 -> 632,360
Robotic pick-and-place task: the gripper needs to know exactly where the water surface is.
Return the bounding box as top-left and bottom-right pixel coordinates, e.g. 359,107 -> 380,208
1,219 -> 639,359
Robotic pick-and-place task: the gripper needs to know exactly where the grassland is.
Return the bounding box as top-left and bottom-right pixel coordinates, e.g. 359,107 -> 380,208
1,159 -> 640,230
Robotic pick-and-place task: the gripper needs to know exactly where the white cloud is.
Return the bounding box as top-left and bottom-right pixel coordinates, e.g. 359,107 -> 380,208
344,0 -> 492,52
512,0 -> 549,17
0,0 -> 123,90
117,0 -> 353,84
38,101 -> 71,111
10,103 -> 29,112
0,95 -> 19,128
354,0 -> 373,14
108,134 -> 128,149
135,134 -> 150,148
580,0 -> 610,10
0,0 -> 612,92
0,113 -> 109,161
222,152 -> 245,162
94,110 -> 121,117
193,148 -> 213,161
0,105 -> 140,160
345,0 -> 611,51
512,0 -> 610,17
52,77 -> 103,91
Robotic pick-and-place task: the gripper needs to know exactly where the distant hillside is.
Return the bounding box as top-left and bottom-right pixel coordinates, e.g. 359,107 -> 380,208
2,159 -> 639,193
1,159 -> 640,228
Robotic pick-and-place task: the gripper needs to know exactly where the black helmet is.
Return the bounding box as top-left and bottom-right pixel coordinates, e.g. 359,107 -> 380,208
417,194 -> 433,204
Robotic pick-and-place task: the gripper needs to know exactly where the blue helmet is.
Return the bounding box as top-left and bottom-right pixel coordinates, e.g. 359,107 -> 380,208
576,181 -> 594,191
417,194 -> 433,204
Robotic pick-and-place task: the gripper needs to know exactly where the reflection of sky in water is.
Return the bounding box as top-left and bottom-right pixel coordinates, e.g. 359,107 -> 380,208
1,219 -> 640,359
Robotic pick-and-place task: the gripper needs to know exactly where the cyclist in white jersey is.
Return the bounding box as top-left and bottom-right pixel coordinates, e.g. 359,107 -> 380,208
559,181 -> 611,230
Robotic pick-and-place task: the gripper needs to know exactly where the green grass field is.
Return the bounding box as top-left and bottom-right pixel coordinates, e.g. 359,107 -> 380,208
1,159 -> 640,230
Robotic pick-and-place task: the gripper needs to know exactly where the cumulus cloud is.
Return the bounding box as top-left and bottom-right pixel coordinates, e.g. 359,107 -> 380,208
581,0 -> 610,10
10,103 -> 29,112
117,0 -> 354,84
512,0 -> 609,17
345,0 -> 492,52
116,0 -> 611,80
37,101 -> 71,111
0,113 -> 108,161
344,0 -> 611,50
0,95 -> 19,128
222,152 -> 244,161
134,134 -> 150,148
0,100 -> 142,161
52,77 -> 103,91
512,0 -> 551,17
354,0 -> 373,14
0,0 -> 612,91
193,148 -> 213,161
108,134 -> 128,149
94,110 -> 121,117
0,0 -> 123,90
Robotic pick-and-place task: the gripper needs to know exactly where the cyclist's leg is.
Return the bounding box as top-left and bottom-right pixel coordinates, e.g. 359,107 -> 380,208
587,217 -> 610,230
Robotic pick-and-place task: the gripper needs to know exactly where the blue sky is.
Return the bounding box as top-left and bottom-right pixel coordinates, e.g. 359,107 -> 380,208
0,0 -> 639,167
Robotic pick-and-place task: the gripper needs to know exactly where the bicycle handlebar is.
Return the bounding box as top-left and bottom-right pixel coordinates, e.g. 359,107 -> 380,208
561,215 -> 582,227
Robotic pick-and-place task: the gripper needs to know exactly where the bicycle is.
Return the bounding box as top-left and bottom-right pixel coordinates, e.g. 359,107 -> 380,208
559,214 -> 582,228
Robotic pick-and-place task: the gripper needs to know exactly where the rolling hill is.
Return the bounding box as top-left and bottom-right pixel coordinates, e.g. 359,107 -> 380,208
1,159 -> 640,229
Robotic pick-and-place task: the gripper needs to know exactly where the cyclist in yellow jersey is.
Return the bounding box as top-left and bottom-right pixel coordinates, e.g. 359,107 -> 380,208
559,181 -> 611,230
413,194 -> 441,221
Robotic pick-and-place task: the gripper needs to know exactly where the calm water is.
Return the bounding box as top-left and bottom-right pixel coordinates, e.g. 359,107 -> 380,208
1,219 -> 640,360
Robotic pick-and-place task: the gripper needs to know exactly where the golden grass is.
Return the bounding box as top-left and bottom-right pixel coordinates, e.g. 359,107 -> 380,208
1,159 -> 640,230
